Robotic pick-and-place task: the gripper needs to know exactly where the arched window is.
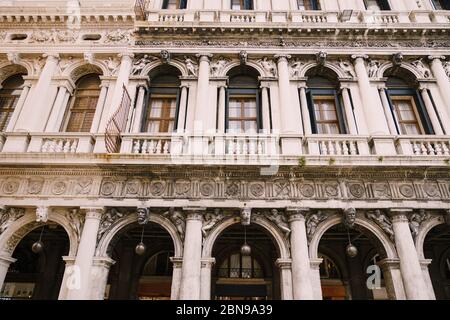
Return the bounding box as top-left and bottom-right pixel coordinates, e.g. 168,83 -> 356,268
63,74 -> 101,132
0,74 -> 25,132
318,254 -> 341,279
218,252 -> 264,279
142,251 -> 174,277
364,0 -> 391,10
385,70 -> 434,135
162,0 -> 187,9
226,66 -> 261,134
305,69 -> 347,134
297,0 -> 321,10
231,0 -> 254,10
431,0 -> 450,10
143,65 -> 181,133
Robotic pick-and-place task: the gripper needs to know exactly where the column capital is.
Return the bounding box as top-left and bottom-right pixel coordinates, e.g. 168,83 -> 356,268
81,207 -> 106,220
274,54 -> 291,63
389,208 -> 413,222
275,258 -> 292,269
286,207 -> 309,222
170,256 -> 183,268
0,255 -> 17,266
378,258 -> 401,270
43,53 -> 60,62
183,207 -> 206,221
377,84 -> 387,90
351,54 -> 369,61
92,256 -> 116,268
428,55 -> 446,62
201,257 -> 216,268
118,52 -> 135,60
419,84 -> 430,91
309,258 -> 323,270
196,53 -> 213,62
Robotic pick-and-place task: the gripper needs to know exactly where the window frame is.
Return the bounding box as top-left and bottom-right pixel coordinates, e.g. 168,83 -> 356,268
143,86 -> 180,133
225,88 -> 261,134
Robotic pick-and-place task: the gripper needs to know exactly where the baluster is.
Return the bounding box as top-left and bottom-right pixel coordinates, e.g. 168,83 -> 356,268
163,140 -> 170,154
442,142 -> 450,156
341,141 -> 349,155
141,140 -> 148,154
258,139 -> 264,155
435,142 -> 443,156
319,141 -> 327,155
62,140 -> 70,153
412,142 -> 420,155
133,140 -> 140,154
55,140 -> 63,152
41,140 -> 49,152
425,142 -> 434,155
349,141 -> 357,155
71,140 -> 78,153
249,139 -> 256,155
420,142 -> 428,155
242,139 -> 249,155
48,140 -> 56,153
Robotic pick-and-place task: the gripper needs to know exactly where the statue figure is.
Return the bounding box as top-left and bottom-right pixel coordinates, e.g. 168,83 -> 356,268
137,207 -> 150,225
258,57 -> 277,77
0,207 -> 25,235
265,209 -> 291,239
338,59 -> 356,78
366,210 -> 394,241
97,208 -> 123,242
411,59 -> 431,78
409,209 -> 429,240
392,52 -> 404,67
306,211 -> 328,241
343,207 -> 356,229
65,209 -> 84,243
164,208 -> 186,240
290,59 -> 304,78
367,60 -> 380,78
184,56 -> 198,76
106,57 -> 120,75
316,51 -> 327,66
202,209 -> 224,238
239,50 -> 248,65
131,54 -> 154,75
210,57 -> 228,77
241,207 -> 252,226
36,206 -> 49,223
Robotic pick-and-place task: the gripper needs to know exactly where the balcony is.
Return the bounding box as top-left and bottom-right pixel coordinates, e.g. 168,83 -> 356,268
0,132 -> 449,168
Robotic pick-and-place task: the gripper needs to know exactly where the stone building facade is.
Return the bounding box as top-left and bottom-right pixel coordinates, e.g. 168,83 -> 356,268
0,0 -> 449,300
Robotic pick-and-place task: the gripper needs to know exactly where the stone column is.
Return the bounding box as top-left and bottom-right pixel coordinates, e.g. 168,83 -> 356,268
200,257 -> 215,300
379,258 -> 406,300
170,257 -> 183,300
90,257 -> 115,300
340,85 -> 358,134
310,258 -> 324,300
177,84 -> 189,133
15,54 -> 60,132
91,80 -> 110,133
5,82 -> 31,132
378,86 -> 398,134
217,85 -> 227,133
275,259 -> 293,300
352,54 -> 390,135
67,207 -> 104,300
419,86 -> 444,135
287,208 -> 314,300
260,84 -> 271,134
0,255 -> 16,293
58,256 -> 75,300
179,208 -> 204,300
194,54 -> 212,131
390,209 -> 430,300
45,81 -> 75,132
420,259 -> 436,300
299,85 -> 312,135
131,85 -> 148,133
428,56 -> 450,114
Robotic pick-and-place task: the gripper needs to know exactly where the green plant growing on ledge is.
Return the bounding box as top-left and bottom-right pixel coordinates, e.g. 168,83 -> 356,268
445,158 -> 450,165
298,156 -> 307,169
328,157 -> 336,166
378,156 -> 384,162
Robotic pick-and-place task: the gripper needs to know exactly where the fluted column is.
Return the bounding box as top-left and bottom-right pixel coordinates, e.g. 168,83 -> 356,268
5,82 -> 31,132
15,54 -> 60,132
45,81 -> 75,132
0,255 -> 16,293
90,80 -> 110,133
179,208 -> 204,300
177,84 -> 189,132
419,86 -> 444,135
287,208 -> 314,300
217,84 -> 227,133
260,84 -> 271,134
352,54 -> 390,135
200,257 -> 215,300
194,54 -> 212,131
390,209 -> 430,300
378,85 -> 398,134
170,257 -> 183,300
298,85 -> 312,135
131,85 -> 148,133
67,207 -> 104,300
340,85 -> 358,134
428,56 -> 450,114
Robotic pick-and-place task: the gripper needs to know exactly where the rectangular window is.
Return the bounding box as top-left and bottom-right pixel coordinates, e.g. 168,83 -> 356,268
144,95 -> 177,133
364,0 -> 391,10
162,0 -> 187,9
313,96 -> 341,134
0,88 -> 21,132
65,88 -> 99,132
228,95 -> 258,133
431,0 -> 450,10
297,0 -> 321,10
231,0 -> 253,10
391,96 -> 424,135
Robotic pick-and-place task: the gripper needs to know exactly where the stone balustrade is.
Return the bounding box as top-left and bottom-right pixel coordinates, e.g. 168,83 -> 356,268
396,136 -> 450,156
305,135 -> 371,156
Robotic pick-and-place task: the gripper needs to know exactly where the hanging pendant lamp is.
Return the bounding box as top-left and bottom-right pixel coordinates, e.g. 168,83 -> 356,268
31,226 -> 45,254
135,226 -> 146,256
240,226 -> 251,256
